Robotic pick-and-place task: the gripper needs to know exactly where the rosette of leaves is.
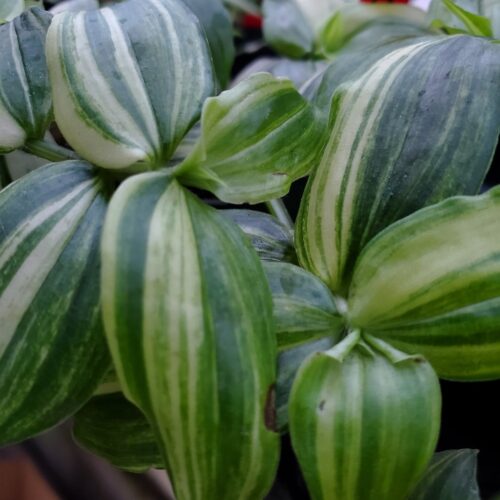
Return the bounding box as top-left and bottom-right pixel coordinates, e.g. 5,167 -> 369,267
267,27 -> 499,500
0,0 -> 326,498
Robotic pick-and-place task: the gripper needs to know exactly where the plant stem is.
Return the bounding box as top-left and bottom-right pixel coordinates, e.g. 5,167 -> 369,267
22,139 -> 80,163
266,198 -> 294,230
0,156 -> 13,187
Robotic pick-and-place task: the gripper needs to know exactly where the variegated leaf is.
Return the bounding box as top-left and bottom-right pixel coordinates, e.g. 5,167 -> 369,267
73,393 -> 163,473
222,209 -> 296,263
46,0 -> 215,170
296,35 -> 500,295
101,173 -> 279,499
409,449 -> 480,500
289,332 -> 441,500
181,0 -> 234,89
264,262 -> 343,349
177,73 -> 326,204
0,8 -> 52,153
349,187 -> 500,381
0,161 -> 111,445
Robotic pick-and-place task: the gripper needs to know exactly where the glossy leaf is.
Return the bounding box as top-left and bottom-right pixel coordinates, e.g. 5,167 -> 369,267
0,8 -> 52,153
264,262 -> 343,349
101,173 -> 279,499
74,393 -> 163,473
221,210 -> 296,263
296,35 -> 500,295
409,449 -> 480,500
289,332 -> 441,500
46,0 -> 215,170
177,73 -> 325,204
0,161 -> 111,445
181,0 -> 235,88
349,187 -> 500,381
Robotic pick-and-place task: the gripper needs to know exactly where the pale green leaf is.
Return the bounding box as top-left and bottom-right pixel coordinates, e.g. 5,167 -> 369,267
0,0 -> 23,23
177,73 -> 326,204
74,393 -> 163,473
46,0 -> 215,170
296,35 -> 500,295
289,332 -> 441,500
409,449 -> 480,500
0,8 -> 52,153
101,172 -> 279,499
349,187 -> 500,381
0,161 -> 111,445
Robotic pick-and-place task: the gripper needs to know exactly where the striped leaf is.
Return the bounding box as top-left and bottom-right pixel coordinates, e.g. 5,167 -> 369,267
289,331 -> 441,500
73,393 -> 163,473
264,262 -> 344,349
0,161 -> 111,445
46,0 -> 215,171
177,73 -> 326,204
296,35 -> 500,295
349,187 -> 500,381
0,0 -> 23,23
101,173 -> 280,499
181,0 -> 234,89
409,449 -> 480,500
0,8 -> 52,153
222,209 -> 296,263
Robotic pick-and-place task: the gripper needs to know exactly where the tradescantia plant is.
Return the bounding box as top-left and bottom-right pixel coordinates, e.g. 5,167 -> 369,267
0,0 -> 499,499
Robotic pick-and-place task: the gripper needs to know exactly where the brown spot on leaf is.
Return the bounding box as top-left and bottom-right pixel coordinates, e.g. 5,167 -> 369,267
264,384 -> 278,433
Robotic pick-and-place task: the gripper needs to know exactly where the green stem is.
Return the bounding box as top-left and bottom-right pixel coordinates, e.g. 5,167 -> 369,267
0,156 -> 13,188
265,198 -> 294,231
22,139 -> 80,163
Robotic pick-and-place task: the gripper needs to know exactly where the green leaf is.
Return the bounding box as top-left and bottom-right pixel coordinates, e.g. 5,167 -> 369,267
0,0 -> 23,23
277,337 -> 334,433
296,35 -> 500,295
221,210 -> 297,263
46,0 -> 215,171
0,161 -> 111,445
409,449 -> 480,500
289,332 -> 441,500
73,393 -> 163,473
0,8 -> 53,153
177,73 -> 326,204
349,187 -> 500,381
101,173 -> 279,499
181,0 -> 235,89
318,4 -> 428,55
264,262 -> 344,349
441,0 -> 493,36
